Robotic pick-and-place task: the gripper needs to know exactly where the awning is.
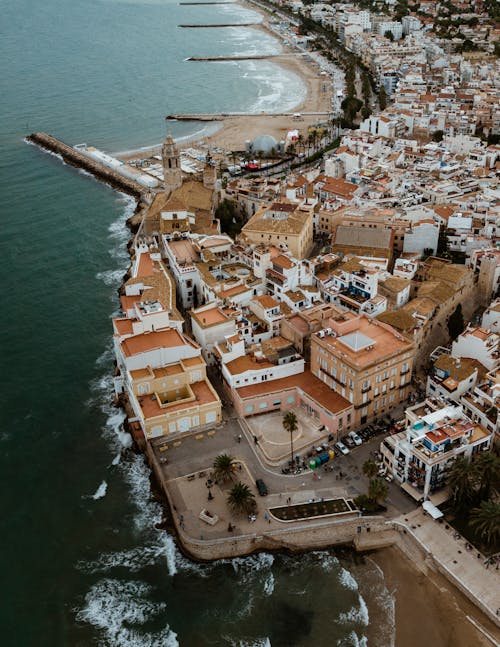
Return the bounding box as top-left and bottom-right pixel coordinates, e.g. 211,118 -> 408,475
422,500 -> 443,519
401,481 -> 424,501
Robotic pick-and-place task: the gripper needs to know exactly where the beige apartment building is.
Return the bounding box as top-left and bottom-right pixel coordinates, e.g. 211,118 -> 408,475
240,201 -> 314,259
310,312 -> 415,426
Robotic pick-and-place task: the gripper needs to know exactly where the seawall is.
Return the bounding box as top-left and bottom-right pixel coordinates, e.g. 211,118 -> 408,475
27,132 -> 145,199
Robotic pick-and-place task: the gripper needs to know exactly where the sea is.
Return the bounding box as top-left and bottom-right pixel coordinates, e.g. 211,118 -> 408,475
1,0 -> 394,645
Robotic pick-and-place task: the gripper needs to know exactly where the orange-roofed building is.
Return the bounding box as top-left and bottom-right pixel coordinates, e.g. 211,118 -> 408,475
230,368 -> 353,439
190,302 -> 238,365
311,313 -> 414,425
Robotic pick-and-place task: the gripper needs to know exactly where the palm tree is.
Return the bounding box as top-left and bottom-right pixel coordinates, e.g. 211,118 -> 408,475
362,459 -> 379,480
227,482 -> 256,515
448,456 -> 478,510
368,478 -> 388,505
474,451 -> 500,501
469,500 -> 500,548
282,411 -> 298,465
213,454 -> 237,483
297,133 -> 304,155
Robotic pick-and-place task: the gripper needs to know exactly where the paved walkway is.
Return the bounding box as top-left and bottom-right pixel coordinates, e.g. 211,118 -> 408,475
243,407 -> 329,465
394,508 -> 500,627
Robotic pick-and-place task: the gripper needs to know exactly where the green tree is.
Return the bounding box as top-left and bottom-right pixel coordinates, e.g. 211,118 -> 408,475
379,86 -> 387,110
384,29 -> 394,41
213,454 -> 238,483
362,459 -> 379,480
283,411 -> 298,464
447,304 -> 465,340
368,478 -> 388,505
474,451 -> 500,501
227,482 -> 257,515
432,130 -> 444,142
469,500 -> 500,548
341,96 -> 363,125
448,456 -> 477,509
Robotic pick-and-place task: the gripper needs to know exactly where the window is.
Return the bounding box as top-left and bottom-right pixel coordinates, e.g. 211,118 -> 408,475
287,395 -> 295,404
273,400 -> 281,406
259,402 -> 268,409
245,405 -> 254,413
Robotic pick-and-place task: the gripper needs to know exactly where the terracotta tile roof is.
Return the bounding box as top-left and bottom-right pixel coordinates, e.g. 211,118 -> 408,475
253,295 -> 279,309
225,355 -> 274,375
236,369 -> 352,415
273,254 -> 294,270
121,329 -> 187,357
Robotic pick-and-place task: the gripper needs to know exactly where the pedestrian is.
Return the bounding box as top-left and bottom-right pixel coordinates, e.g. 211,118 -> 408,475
237,434 -> 242,443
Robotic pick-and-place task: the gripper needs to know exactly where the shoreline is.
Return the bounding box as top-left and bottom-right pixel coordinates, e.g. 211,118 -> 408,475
119,1 -> 333,160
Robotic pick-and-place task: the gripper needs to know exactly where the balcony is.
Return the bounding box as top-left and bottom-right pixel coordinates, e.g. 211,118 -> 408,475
400,368 -> 410,375
361,384 -> 371,393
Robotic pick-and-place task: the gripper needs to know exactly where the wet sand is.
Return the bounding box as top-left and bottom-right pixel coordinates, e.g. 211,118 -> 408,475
372,546 -> 500,647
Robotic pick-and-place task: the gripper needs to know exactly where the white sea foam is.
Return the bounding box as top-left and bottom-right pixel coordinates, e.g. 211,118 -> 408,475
337,631 -> 368,647
24,137 -> 66,165
230,639 -> 272,647
76,579 -> 178,647
339,594 -> 370,627
96,268 -> 126,286
339,567 -> 359,591
229,552 -> 274,576
243,62 -> 307,113
92,481 -> 108,500
312,551 -> 339,572
263,573 -> 275,596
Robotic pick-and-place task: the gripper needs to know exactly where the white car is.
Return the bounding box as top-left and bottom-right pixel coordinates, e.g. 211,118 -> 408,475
348,432 -> 362,446
335,441 -> 350,456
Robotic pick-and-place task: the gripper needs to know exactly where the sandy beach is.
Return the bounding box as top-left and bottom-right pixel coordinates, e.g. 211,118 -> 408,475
202,1 -> 334,151
372,546 -> 500,647
119,3 -> 333,160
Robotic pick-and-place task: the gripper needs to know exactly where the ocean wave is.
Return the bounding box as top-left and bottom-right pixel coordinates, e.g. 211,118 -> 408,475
24,137 -> 66,165
229,552 -> 274,576
337,631 -> 368,647
229,639 -> 272,647
339,567 -> 359,592
263,573 -> 275,596
243,62 -> 307,113
339,594 -> 369,627
75,578 -> 178,647
96,268 -> 127,286
91,481 -> 108,500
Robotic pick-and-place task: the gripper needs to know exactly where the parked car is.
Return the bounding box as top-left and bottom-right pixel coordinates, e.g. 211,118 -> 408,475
343,435 -> 355,448
348,431 -> 362,446
256,479 -> 268,496
335,441 -> 350,456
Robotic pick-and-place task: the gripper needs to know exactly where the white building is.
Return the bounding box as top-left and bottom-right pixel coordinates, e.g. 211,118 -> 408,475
190,303 -> 237,365
377,21 -> 403,41
452,326 -> 500,372
380,400 -> 492,501
426,354 -> 478,402
481,299 -> 500,333
403,219 -> 439,256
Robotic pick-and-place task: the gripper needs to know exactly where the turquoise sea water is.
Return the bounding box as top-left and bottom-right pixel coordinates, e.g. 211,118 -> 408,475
1,0 -> 393,644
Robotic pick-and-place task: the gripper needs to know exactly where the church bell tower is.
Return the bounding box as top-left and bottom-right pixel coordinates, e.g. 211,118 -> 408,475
162,132 -> 182,196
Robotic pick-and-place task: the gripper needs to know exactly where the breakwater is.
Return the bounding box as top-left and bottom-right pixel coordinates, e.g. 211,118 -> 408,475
166,111 -> 330,120
26,133 -> 145,198
179,23 -> 260,27
186,54 -> 277,61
